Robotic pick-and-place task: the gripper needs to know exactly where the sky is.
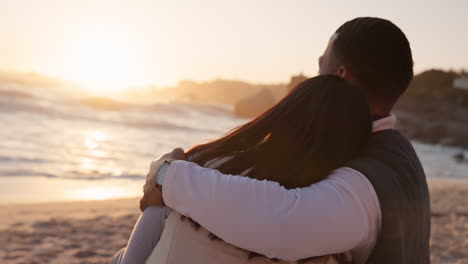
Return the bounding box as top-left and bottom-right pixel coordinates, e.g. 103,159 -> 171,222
0,0 -> 467,89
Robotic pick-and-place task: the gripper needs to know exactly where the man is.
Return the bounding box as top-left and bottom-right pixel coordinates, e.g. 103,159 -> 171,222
143,17 -> 430,264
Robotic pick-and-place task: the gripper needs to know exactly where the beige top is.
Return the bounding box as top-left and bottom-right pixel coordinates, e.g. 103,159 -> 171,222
145,157 -> 349,264
146,211 -> 344,264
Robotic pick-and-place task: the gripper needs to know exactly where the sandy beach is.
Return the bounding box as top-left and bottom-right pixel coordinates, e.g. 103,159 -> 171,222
0,179 -> 467,264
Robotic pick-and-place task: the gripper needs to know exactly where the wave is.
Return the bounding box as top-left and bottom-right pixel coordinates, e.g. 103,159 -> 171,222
0,89 -> 37,99
0,155 -> 52,164
1,81 -> 233,115
0,168 -> 145,180
0,97 -> 234,135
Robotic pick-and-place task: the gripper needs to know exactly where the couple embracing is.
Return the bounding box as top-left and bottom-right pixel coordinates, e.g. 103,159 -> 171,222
112,17 -> 430,264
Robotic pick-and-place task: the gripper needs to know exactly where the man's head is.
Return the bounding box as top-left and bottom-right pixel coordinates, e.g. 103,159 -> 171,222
318,17 -> 413,118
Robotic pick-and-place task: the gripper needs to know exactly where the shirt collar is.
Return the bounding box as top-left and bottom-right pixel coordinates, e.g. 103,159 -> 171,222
372,115 -> 396,133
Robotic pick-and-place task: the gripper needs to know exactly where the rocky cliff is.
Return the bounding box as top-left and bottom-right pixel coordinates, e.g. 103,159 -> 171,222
233,70 -> 468,149
394,70 -> 468,148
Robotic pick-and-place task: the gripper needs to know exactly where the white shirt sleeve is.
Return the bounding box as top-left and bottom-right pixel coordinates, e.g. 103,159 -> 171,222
162,160 -> 380,261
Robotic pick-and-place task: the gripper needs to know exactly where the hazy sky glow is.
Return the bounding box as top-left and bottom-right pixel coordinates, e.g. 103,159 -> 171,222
0,0 -> 467,87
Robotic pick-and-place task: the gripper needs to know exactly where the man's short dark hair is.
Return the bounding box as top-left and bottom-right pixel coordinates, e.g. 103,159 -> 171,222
333,17 -> 413,107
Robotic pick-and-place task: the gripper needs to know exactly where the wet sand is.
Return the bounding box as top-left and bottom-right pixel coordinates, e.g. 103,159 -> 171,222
0,180 -> 467,264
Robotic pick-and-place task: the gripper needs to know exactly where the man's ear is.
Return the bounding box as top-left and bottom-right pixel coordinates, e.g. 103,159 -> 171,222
338,66 -> 347,79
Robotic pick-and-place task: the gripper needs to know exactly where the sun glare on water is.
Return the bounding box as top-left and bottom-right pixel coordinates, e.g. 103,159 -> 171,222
66,130 -> 136,201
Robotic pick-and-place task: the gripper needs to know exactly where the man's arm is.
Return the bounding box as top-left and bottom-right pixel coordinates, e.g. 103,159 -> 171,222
162,161 -> 380,260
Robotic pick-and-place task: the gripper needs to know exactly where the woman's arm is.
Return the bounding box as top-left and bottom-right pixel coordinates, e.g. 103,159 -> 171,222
162,161 -> 380,260
115,206 -> 172,264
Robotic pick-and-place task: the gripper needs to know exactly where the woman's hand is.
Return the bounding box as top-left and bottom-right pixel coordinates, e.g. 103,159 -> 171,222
140,148 -> 186,212
140,179 -> 164,212
144,148 -> 186,192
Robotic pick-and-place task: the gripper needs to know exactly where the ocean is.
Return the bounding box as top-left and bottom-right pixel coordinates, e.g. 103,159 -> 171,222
0,80 -> 466,204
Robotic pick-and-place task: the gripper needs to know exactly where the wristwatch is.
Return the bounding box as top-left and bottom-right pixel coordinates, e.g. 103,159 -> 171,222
154,160 -> 171,190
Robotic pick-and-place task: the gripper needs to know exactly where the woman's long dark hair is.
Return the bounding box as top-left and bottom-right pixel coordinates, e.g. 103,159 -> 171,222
186,75 -> 372,189
184,75 -> 372,263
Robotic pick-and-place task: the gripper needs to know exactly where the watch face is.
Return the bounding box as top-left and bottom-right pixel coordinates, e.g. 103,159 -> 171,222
155,162 -> 170,185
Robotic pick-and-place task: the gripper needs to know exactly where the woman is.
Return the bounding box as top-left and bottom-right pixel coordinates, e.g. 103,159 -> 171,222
112,75 -> 372,264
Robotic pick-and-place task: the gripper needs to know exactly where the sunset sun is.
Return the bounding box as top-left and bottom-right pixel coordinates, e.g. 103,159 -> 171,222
52,22 -> 156,95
